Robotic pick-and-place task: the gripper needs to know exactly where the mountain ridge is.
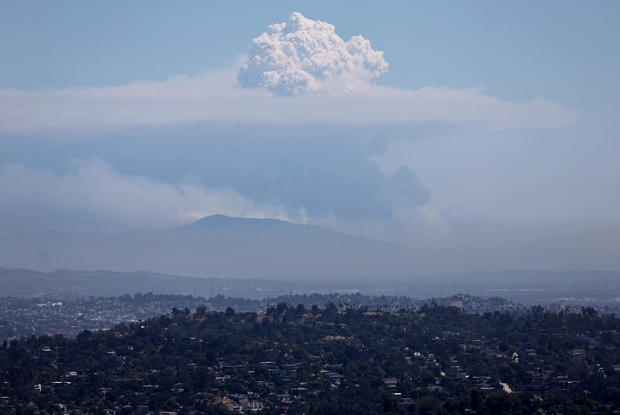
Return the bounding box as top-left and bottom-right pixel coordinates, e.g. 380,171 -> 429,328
0,214 -> 421,279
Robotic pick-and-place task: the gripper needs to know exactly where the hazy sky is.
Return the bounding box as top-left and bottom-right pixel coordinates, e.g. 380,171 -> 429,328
1,1 -> 619,271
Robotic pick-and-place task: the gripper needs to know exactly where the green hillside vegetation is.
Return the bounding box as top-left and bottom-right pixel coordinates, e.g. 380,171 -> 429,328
1,304 -> 619,414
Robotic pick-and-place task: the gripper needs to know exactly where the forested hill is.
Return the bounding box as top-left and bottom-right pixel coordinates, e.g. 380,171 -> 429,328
0,292 -> 523,341
1,304 -> 619,414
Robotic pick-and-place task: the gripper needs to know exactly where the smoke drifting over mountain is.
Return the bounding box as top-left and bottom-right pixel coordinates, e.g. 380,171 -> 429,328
0,160 -> 295,231
238,12 -> 388,96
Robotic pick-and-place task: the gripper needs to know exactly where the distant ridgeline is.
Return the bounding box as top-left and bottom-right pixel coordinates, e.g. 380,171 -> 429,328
1,304 -> 619,413
1,267 -> 620,306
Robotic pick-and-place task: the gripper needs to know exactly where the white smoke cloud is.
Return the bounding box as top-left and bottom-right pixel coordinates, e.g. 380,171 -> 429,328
0,13 -> 578,132
0,74 -> 578,133
237,12 -> 388,96
0,160 -> 298,231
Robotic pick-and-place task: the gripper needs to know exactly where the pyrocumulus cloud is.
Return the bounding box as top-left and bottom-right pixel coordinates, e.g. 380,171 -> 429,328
238,12 -> 388,96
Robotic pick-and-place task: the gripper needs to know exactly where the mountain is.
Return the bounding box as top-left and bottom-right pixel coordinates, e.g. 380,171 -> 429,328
0,215 -> 424,279
181,214 -> 296,230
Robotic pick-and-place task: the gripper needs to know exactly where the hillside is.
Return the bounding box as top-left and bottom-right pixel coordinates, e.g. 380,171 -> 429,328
0,215 -> 422,279
1,304 -> 619,413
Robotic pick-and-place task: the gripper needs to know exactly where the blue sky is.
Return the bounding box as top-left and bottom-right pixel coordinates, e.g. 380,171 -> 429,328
0,1 -> 619,272
3,1 -> 619,106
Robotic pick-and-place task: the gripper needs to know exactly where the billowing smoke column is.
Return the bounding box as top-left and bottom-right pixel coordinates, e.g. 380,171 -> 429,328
238,12 -> 389,96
